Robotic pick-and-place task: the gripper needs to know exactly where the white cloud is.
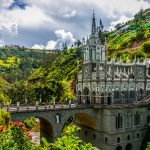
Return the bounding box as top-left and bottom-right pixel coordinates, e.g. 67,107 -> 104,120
111,15 -> 133,27
0,40 -> 5,47
55,29 -> 76,43
63,10 -> 77,18
31,44 -> 45,50
45,41 -> 57,50
0,22 -> 18,43
106,15 -> 133,31
0,0 -> 13,8
32,29 -> 76,50
1,0 -> 150,47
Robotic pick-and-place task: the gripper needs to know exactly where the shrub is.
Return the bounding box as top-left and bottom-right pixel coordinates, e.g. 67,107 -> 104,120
142,41 -> 150,53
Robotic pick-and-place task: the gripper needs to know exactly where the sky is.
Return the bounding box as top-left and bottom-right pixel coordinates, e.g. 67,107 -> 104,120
0,0 -> 150,49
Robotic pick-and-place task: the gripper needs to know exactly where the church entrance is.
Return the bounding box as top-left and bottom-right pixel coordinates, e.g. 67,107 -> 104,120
83,87 -> 90,104
125,143 -> 132,150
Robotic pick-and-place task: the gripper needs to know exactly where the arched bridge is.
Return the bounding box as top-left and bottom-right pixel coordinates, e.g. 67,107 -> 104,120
2,104 -> 99,143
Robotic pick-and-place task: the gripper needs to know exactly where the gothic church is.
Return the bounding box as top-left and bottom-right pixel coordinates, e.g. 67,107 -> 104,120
76,12 -> 150,150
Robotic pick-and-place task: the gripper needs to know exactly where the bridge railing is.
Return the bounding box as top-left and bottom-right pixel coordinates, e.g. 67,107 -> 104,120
0,101 -> 93,112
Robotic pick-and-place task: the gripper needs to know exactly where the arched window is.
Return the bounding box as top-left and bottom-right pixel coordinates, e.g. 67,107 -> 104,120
134,112 -> 140,126
107,93 -> 112,105
83,87 -> 90,104
78,91 -> 82,104
105,137 -> 108,144
101,93 -> 104,104
138,88 -> 144,100
85,130 -> 88,136
127,135 -> 130,141
124,91 -> 129,101
129,73 -> 134,79
117,137 -> 120,143
116,114 -> 123,129
93,134 -> 96,140
92,91 -> 96,104
114,91 -> 120,100
147,115 -> 150,124
130,91 -> 135,101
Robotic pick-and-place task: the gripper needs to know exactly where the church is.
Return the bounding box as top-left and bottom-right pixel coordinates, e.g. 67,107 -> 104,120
76,12 -> 150,150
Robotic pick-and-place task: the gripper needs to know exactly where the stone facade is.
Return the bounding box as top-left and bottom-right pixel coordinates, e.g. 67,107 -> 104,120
76,12 -> 150,106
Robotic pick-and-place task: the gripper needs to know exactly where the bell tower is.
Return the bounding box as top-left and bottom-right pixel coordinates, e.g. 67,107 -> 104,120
82,11 -> 106,81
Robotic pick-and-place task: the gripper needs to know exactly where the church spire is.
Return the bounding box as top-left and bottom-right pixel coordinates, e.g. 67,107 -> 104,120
91,10 -> 96,35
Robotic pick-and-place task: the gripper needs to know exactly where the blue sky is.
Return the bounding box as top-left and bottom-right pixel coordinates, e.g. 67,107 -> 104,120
0,0 -> 150,49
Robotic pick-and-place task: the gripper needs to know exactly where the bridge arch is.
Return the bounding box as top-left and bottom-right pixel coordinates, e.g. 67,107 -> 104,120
75,112 -> 96,129
11,113 -> 55,142
38,117 -> 54,142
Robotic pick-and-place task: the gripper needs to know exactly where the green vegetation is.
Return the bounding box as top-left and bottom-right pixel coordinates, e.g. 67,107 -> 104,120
27,48 -> 81,103
0,77 -> 11,105
0,46 -> 56,82
0,109 -> 97,150
106,8 -> 150,61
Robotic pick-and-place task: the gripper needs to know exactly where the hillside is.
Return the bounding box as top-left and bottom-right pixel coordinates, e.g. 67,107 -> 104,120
0,46 -> 57,82
27,48 -> 81,103
106,8 -> 150,62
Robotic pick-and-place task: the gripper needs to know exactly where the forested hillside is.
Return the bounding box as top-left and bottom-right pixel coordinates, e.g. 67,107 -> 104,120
0,46 -> 57,82
26,48 -> 81,103
106,8 -> 150,62
0,46 -> 61,104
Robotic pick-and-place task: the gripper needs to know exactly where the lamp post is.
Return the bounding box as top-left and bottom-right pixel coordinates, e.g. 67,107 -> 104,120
69,100 -> 71,108
36,101 -> 38,111
53,98 -> 55,108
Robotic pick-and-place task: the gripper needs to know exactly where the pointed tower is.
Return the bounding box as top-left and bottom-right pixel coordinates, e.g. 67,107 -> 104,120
91,10 -> 97,35
100,19 -> 104,31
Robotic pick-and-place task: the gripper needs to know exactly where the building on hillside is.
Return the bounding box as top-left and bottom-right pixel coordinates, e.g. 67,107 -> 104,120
76,11 -> 150,150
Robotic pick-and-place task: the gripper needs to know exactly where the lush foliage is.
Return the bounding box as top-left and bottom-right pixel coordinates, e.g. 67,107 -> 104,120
0,109 -> 33,150
52,123 -> 98,150
0,77 -> 11,105
0,46 -> 54,82
35,123 -> 98,150
106,9 -> 150,61
25,48 -> 81,103
0,109 -> 97,150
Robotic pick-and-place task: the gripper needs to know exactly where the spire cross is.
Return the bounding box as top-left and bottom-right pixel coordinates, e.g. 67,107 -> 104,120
93,9 -> 95,16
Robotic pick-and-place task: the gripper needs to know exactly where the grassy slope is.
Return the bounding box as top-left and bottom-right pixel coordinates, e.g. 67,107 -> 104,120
106,8 -> 150,62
